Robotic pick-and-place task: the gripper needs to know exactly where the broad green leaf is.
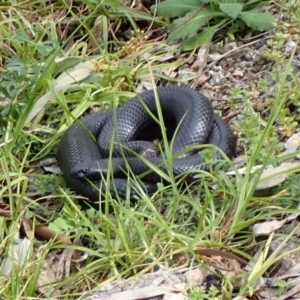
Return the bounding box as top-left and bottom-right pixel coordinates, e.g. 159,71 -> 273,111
151,0 -> 205,17
53,57 -> 83,76
242,0 -> 271,11
227,20 -> 246,35
220,3 -> 242,19
167,9 -> 224,42
239,12 -> 275,31
183,23 -> 223,51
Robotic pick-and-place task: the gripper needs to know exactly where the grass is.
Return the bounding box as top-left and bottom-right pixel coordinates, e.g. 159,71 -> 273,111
1,0 -> 300,299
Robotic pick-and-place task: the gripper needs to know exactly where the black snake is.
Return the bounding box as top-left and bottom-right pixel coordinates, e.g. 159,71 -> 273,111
57,86 -> 236,202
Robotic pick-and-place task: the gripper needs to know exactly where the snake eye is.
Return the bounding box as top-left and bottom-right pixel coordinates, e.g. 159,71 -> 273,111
71,168 -> 88,179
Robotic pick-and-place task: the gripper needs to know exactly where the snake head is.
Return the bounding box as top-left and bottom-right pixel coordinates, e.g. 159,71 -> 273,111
71,161 -> 104,180
70,167 -> 89,179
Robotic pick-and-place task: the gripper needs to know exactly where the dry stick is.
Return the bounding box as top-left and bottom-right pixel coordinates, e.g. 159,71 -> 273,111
189,33 -> 275,89
205,33 -> 275,71
238,30 -> 275,42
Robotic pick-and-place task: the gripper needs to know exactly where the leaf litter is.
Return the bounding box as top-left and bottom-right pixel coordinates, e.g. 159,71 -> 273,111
73,21 -> 300,300
17,51 -> 300,300
2,1 -> 300,299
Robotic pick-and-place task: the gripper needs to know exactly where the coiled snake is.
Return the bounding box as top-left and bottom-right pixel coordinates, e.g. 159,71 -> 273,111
57,86 -> 236,202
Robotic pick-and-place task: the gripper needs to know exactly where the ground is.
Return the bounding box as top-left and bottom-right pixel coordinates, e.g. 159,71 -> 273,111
1,1 -> 300,299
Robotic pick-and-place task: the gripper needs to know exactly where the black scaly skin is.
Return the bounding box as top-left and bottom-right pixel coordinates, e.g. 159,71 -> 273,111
57,86 -> 236,202
56,111 -> 158,201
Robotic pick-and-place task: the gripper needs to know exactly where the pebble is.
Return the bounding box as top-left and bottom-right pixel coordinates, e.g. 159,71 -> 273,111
244,50 -> 257,61
284,40 -> 297,55
209,73 -> 226,86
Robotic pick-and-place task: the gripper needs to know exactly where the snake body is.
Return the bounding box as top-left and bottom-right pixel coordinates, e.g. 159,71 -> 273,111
57,86 -> 236,202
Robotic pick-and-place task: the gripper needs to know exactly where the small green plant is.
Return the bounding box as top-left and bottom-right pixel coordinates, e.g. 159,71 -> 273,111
1,0 -> 300,299
151,0 -> 276,50
188,285 -> 222,299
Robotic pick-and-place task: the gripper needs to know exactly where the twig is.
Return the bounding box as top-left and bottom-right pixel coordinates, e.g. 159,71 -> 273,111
205,34 -> 274,71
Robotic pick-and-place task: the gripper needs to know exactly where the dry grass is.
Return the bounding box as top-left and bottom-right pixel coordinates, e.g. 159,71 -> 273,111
1,0 -> 300,299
